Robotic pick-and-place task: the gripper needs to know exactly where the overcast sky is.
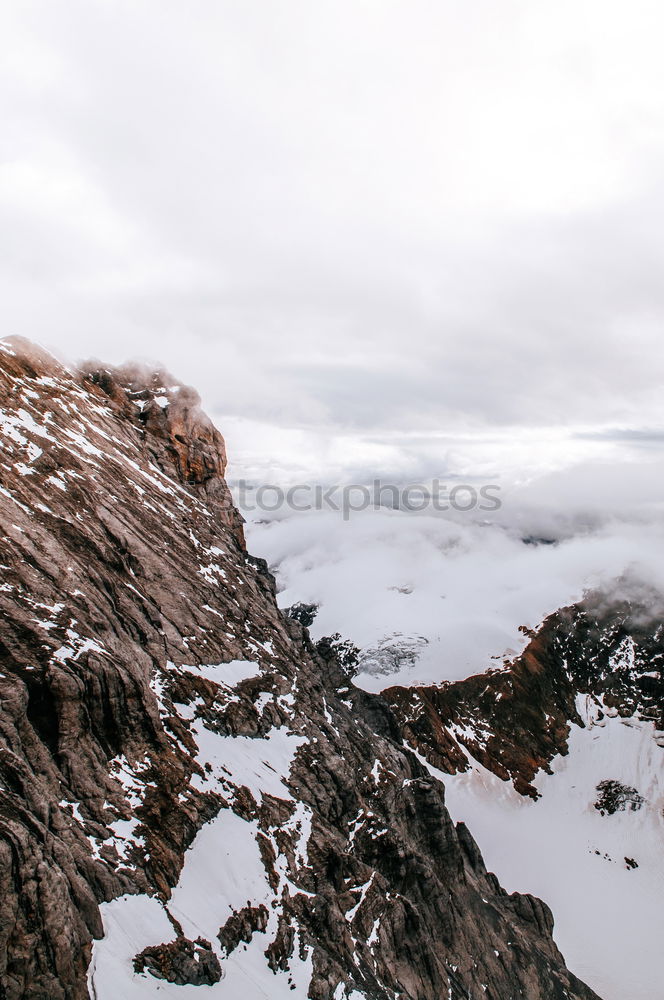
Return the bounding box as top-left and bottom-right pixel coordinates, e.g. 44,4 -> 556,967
2,0 -> 664,482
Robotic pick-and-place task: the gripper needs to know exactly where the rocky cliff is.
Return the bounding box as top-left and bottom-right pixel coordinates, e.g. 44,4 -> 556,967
0,336 -> 601,1000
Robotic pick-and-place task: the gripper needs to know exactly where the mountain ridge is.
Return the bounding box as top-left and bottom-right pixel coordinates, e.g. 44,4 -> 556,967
384,595 -> 664,797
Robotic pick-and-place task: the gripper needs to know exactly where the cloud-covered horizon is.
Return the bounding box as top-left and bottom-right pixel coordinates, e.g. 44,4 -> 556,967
2,1 -> 664,482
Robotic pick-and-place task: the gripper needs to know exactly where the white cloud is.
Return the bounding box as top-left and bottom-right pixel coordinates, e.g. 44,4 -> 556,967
1,0 -> 664,478
243,453 -> 664,687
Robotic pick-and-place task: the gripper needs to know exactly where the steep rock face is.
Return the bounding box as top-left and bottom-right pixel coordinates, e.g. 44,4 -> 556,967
384,598 -> 664,797
0,337 -> 600,1000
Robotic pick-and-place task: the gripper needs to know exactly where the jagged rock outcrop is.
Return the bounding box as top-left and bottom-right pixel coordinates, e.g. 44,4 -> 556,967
134,936 -> 222,985
0,336 -> 601,1000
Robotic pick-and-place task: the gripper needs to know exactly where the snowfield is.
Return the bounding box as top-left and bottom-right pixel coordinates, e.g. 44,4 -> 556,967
426,707 -> 664,1000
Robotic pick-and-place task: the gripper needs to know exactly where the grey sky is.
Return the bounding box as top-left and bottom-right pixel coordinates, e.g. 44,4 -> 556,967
2,0 -> 664,480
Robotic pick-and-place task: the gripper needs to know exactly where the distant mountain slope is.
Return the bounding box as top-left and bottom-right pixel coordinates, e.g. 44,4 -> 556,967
0,336 -> 600,1000
385,596 -> 664,795
384,596 -> 664,1000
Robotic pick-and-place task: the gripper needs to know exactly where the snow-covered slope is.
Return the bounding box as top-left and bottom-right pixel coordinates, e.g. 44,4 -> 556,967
430,709 -> 664,1000
382,600 -> 664,1000
88,708 -> 314,999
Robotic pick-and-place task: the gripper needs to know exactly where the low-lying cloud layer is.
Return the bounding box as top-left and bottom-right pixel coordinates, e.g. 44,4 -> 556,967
244,458 -> 664,689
